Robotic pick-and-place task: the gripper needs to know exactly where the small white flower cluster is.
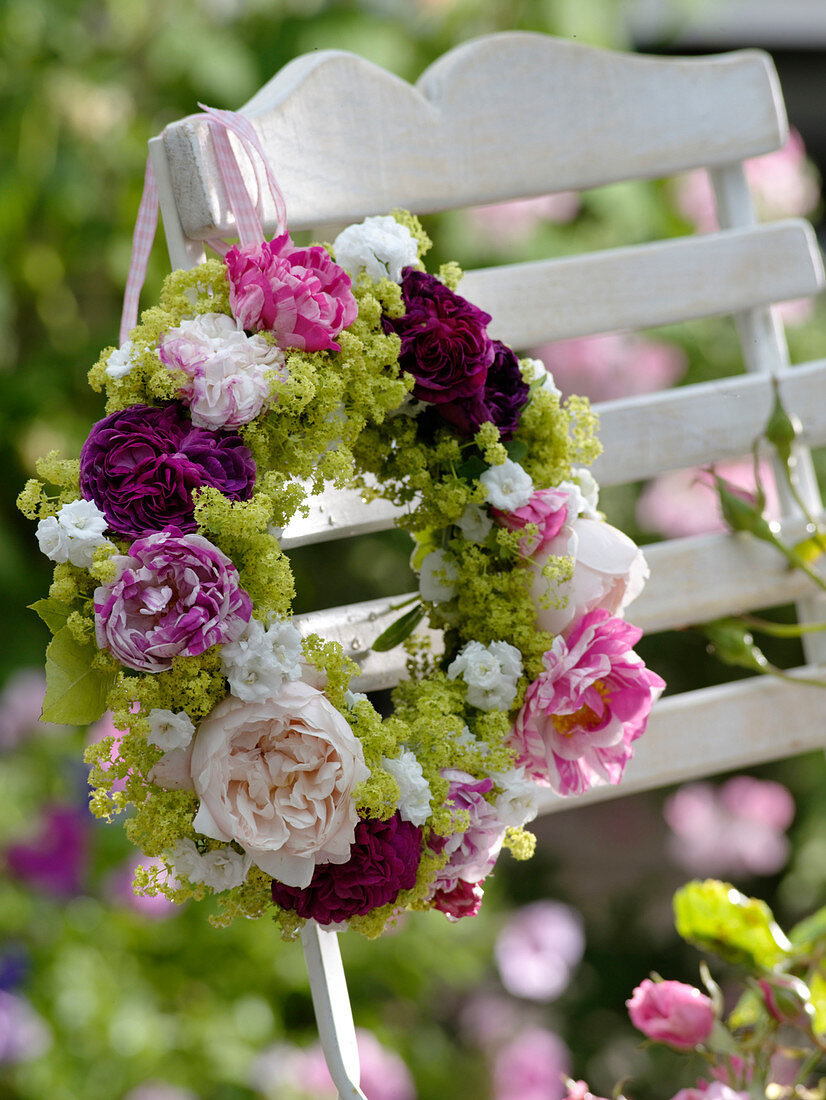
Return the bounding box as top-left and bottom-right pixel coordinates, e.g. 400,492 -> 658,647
560,467 -> 600,519
447,640 -> 523,711
220,616 -> 303,702
105,339 -> 137,379
36,499 -> 111,568
521,356 -> 561,399
382,750 -> 433,826
333,215 -> 419,284
418,548 -> 458,603
479,459 -> 534,511
146,709 -> 195,752
491,765 -> 539,827
169,837 -> 249,892
456,503 -> 493,543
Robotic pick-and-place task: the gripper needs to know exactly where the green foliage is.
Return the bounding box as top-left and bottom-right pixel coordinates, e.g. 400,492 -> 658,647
673,880 -> 791,971
42,625 -> 116,724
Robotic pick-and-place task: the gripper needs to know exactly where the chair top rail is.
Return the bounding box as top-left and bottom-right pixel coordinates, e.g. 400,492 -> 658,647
292,516 -> 822,691
458,221 -> 823,348
280,358 -> 826,549
534,664 -> 826,816
161,34 -> 787,237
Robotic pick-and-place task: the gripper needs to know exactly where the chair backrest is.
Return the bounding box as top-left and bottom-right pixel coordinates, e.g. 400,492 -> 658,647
150,32 -> 826,824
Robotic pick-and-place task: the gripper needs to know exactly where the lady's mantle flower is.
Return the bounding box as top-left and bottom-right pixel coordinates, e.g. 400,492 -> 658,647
479,459 -> 533,511
147,709 -> 195,752
511,609 -> 664,796
168,837 -> 249,892
418,549 -> 458,603
271,813 -> 422,924
383,269 -> 494,405
382,750 -> 432,826
225,234 -> 358,352
220,616 -> 303,702
94,529 -> 252,673
333,215 -> 419,283
79,403 -> 256,540
190,680 -> 369,888
447,640 -> 522,712
36,498 -> 111,568
159,312 -> 286,430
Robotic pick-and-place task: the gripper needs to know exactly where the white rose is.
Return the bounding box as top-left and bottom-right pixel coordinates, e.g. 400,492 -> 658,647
479,459 -> 534,511
382,750 -> 432,826
168,838 -> 205,883
419,549 -> 458,603
105,340 -> 135,379
447,640 -> 522,712
36,499 -> 110,567
491,766 -> 539,827
333,215 -> 419,283
36,516 -> 70,564
159,312 -> 285,430
190,681 -> 370,888
530,516 -> 649,635
147,708 -> 195,752
221,617 -> 303,703
199,847 -> 249,891
456,503 -> 493,543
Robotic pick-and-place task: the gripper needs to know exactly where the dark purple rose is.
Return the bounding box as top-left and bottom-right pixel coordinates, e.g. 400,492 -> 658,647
79,403 -> 256,540
94,528 -> 252,673
6,806 -> 89,898
383,269 -> 495,405
271,814 -> 422,925
438,340 -> 529,439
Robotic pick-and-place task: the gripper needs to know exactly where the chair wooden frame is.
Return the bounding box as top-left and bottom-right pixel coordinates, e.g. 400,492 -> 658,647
147,34 -> 826,1097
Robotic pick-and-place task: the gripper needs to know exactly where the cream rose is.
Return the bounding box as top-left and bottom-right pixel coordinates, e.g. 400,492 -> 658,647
190,681 -> 370,888
530,516 -> 649,636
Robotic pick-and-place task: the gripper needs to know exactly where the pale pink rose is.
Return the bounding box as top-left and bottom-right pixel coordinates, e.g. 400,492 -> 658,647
159,312 -> 286,430
468,193 -> 581,243
492,1027 -> 570,1100
511,610 -> 664,796
492,487 -> 571,556
636,458 -> 780,539
494,900 -> 585,1001
530,516 -> 649,636
190,681 -> 370,888
675,130 -> 820,234
530,333 -> 686,403
664,776 -> 794,878
627,978 -> 715,1049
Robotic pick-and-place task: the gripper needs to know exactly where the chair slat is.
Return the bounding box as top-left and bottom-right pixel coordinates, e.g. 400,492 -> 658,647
534,665 -> 826,816
458,221 -> 823,347
292,517 -> 823,691
280,359 -> 826,549
161,36 -> 786,237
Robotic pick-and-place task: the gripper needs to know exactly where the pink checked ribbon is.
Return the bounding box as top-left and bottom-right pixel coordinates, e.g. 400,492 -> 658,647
119,104 -> 288,345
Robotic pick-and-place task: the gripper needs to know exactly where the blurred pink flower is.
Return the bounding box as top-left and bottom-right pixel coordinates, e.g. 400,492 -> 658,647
671,1086 -> 749,1100
530,333 -> 686,404
459,992 -> 523,1046
0,990 -> 51,1063
675,130 -> 820,234
775,296 -> 816,327
565,1083 -> 609,1100
636,458 -> 780,539
0,669 -> 64,750
468,193 -> 580,244
124,1085 -> 198,1100
627,978 -> 714,1049
492,1027 -> 570,1100
5,805 -> 90,897
494,901 -> 585,1001
107,856 -> 178,919
664,776 -> 794,878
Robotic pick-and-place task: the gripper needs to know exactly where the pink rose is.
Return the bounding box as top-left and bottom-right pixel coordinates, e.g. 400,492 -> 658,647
627,978 -> 715,1049
225,234 -> 358,352
671,1087 -> 749,1100
190,681 -> 369,888
510,610 -> 664,796
492,487 -> 571,556
529,516 -> 648,636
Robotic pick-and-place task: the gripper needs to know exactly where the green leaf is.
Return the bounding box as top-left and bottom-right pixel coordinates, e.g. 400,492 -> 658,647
505,439 -> 528,464
809,969 -> 826,1036
29,598 -> 73,635
673,880 -> 791,971
455,456 -> 487,483
42,626 -> 115,725
789,904 -> 826,952
371,604 -> 426,652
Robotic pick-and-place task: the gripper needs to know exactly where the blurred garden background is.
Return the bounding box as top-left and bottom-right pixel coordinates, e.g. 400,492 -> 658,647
4,1 -> 826,1097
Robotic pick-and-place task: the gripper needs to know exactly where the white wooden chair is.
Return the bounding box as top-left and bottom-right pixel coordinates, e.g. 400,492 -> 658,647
148,33 -> 826,1098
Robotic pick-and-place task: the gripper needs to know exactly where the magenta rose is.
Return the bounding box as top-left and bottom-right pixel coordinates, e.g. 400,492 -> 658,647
79,403 -> 256,540
626,978 -> 715,1049
438,340 -> 529,439
431,879 -> 484,921
383,269 -> 495,405
94,529 -> 252,672
225,234 -> 358,352
510,609 -> 664,796
492,486 -> 571,556
271,813 -> 422,924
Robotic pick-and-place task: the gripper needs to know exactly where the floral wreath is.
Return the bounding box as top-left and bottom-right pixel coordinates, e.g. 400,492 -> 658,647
18,128 -> 664,939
